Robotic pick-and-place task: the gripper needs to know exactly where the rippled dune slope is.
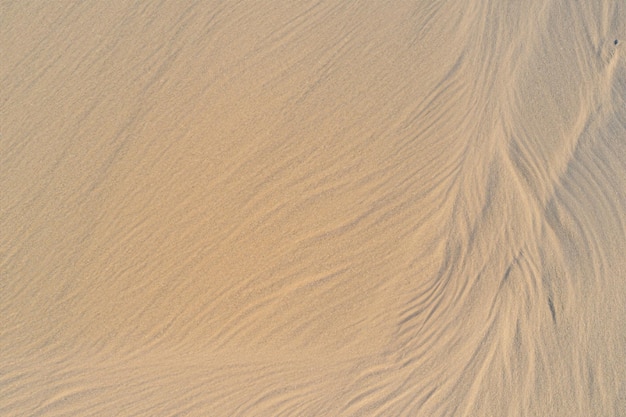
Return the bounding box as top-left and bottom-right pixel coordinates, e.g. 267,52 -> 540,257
1,1 -> 625,416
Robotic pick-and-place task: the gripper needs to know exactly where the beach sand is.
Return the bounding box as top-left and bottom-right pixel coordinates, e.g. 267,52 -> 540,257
1,1 -> 625,416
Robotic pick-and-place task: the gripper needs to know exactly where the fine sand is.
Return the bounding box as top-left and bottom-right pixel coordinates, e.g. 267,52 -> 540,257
1,1 -> 625,416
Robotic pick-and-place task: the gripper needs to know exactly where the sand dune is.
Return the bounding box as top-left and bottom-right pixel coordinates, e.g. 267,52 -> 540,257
1,1 -> 625,416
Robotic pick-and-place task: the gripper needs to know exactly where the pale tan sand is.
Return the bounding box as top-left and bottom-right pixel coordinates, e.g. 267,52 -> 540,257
1,1 -> 625,416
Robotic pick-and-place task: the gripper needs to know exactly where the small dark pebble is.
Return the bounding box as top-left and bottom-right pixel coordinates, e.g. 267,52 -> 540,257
615,39 -> 619,45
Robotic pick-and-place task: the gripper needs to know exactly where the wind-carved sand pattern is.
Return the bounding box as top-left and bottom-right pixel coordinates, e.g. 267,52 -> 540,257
1,1 -> 625,416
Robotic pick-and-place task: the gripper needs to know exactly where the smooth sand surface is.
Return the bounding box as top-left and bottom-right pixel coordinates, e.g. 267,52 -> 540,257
2,1 -> 625,416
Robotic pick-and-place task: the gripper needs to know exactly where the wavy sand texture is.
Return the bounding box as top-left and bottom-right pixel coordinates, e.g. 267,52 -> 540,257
1,1 -> 625,416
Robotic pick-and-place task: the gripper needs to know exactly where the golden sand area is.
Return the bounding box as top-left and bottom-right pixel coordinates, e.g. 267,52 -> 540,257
1,1 -> 625,416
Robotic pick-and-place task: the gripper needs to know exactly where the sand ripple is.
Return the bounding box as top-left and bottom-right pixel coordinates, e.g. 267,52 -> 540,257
1,1 -> 625,416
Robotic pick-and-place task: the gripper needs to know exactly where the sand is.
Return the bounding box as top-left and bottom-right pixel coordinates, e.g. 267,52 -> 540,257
1,1 -> 625,416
